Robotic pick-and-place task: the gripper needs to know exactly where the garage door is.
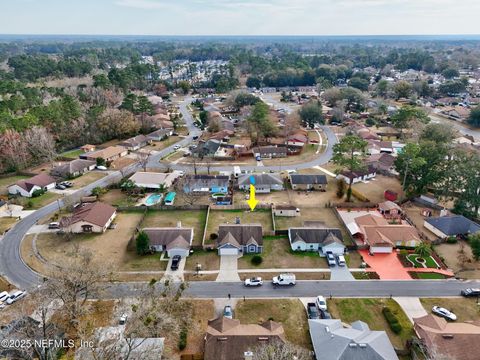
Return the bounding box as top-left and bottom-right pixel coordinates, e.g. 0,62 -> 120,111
371,246 -> 393,254
218,248 -> 239,256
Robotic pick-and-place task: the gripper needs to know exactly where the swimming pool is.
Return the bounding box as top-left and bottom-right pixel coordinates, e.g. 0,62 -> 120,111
145,193 -> 163,206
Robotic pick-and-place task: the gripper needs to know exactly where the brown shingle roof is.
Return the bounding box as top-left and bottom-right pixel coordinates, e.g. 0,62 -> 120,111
16,173 -> 56,192
61,202 -> 116,228
204,317 -> 285,360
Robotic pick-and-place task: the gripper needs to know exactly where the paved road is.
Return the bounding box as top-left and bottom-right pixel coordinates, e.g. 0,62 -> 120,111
103,279 -> 479,299
0,167 -> 135,289
429,112 -> 480,141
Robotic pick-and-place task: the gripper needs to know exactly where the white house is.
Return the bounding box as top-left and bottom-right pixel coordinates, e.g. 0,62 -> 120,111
237,173 -> 283,193
288,227 -> 345,255
60,202 -> 116,233
8,173 -> 56,197
128,171 -> 181,190
336,165 -> 377,185
273,205 -> 300,217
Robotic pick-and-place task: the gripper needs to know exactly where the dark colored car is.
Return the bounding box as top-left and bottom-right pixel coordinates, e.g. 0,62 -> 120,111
307,302 -> 320,319
170,255 -> 181,271
320,309 -> 332,319
461,288 -> 480,297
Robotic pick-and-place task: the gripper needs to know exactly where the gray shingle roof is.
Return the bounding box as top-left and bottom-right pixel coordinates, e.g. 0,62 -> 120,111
237,173 -> 283,186
142,228 -> 193,248
309,319 -> 399,360
217,224 -> 263,248
288,228 -> 344,245
425,215 -> 480,236
290,174 -> 327,185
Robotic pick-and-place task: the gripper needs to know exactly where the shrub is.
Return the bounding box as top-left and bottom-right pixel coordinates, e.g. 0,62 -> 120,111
136,231 -> 150,255
382,307 -> 402,334
446,236 -> 458,244
336,179 -> 346,199
251,255 -> 263,265
31,189 -> 45,198
178,328 -> 188,350
210,233 -> 218,240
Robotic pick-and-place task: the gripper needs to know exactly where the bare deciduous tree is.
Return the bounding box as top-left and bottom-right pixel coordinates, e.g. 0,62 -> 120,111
24,126 -> 57,167
252,340 -> 311,360
174,178 -> 200,206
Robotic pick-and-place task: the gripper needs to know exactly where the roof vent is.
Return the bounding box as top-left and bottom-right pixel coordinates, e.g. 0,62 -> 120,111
325,326 -> 330,333
177,221 -> 182,228
244,351 -> 254,360
442,334 -> 454,339
359,343 -> 367,348
217,337 -> 228,341
349,343 -> 358,348
235,217 -> 241,224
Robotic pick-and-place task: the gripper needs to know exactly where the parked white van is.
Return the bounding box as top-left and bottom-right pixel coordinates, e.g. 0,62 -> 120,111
272,273 -> 296,286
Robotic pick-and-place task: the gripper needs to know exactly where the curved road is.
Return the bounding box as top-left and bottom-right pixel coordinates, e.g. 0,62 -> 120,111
0,97 -> 336,291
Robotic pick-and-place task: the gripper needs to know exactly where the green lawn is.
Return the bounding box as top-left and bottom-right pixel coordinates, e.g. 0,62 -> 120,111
0,175 -> 29,195
141,209 -> 208,247
406,254 -> 439,268
327,298 -> 414,350
21,192 -> 63,210
60,149 -> 85,159
411,272 -> 447,279
205,209 -> 273,245
235,299 -> 311,349
238,237 -> 328,269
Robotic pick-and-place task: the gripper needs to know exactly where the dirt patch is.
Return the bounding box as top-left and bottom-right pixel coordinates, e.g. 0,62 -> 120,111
110,157 -> 136,170
238,237 -> 328,269
403,203 -> 441,242
420,298 -> 480,322
0,217 -> 17,234
434,240 -> 480,278
71,172 -> 106,189
184,273 -> 218,281
178,300 -> 215,357
235,299 -> 311,349
0,276 -> 14,292
100,189 -> 138,207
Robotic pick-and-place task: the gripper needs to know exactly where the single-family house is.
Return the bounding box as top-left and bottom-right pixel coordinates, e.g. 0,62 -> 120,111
142,226 -> 193,257
441,106 -> 471,120
193,140 -> 221,158
216,223 -> 263,255
146,128 -> 173,141
60,202 -> 116,233
289,174 -> 327,191
252,146 -> 287,159
204,317 -> 285,360
366,153 -> 396,175
120,135 -> 150,151
424,215 -> 480,239
286,133 -> 308,147
413,314 -> 480,360
51,159 -> 96,178
183,175 -> 230,194
338,210 -> 421,253
288,226 -> 344,255
273,205 -> 299,217
337,165 -> 377,185
238,173 -> 283,193
309,319 -> 399,360
8,173 -> 56,197
128,171 -> 181,190
80,146 -> 128,162
366,140 -> 394,155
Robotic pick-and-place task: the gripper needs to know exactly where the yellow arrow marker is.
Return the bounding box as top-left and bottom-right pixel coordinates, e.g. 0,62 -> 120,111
247,184 -> 259,211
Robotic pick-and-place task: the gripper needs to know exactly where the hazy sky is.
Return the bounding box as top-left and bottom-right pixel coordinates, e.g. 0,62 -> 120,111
1,0 -> 480,36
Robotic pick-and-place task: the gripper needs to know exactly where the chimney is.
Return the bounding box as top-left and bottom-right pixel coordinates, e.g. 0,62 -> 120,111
244,351 -> 253,360
177,221 -> 182,228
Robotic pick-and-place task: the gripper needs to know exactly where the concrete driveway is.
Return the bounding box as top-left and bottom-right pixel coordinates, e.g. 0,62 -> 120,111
162,256 -> 186,283
330,265 -> 355,281
394,297 -> 428,324
216,255 -> 240,282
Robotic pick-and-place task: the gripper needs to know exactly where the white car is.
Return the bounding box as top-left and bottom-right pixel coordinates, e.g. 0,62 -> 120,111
173,145 -> 181,150
6,290 -> 26,305
432,306 -> 457,321
316,296 -> 328,311
326,252 -> 336,267
244,277 -> 263,287
96,165 -> 107,171
119,313 -> 128,325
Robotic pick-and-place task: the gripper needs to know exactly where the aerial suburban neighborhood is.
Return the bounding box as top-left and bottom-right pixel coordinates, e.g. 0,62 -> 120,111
1,2 -> 480,360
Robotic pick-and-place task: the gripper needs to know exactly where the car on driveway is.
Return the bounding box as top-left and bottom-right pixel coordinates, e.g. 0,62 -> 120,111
244,277 -> 263,287
326,252 -> 336,267
55,184 -> 66,190
307,302 -> 320,319
432,306 -> 457,321
48,222 -> 60,229
6,290 -> 26,305
223,305 -> 233,319
461,288 -> 480,297
170,255 -> 181,271
0,291 -> 9,303
320,309 -> 332,319
61,181 -> 73,188
119,313 -> 128,325
336,254 -> 346,266
315,296 -> 327,311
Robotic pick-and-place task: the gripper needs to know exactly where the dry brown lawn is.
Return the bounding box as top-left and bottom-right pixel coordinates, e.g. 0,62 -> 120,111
184,273 -> 218,281
235,299 -> 311,349
352,175 -> 404,204
178,300 -> 215,357
140,209 -> 207,247
434,240 -> 480,278
0,276 -> 13,292
238,237 -> 329,269
71,172 -> 106,189
34,212 -> 168,272
0,175 -> 28,195
100,189 -> 137,207
144,136 -> 181,152
185,250 -> 220,271
403,203 -> 441,242
111,157 -> 136,170
420,298 -> 480,322
0,217 -> 17,234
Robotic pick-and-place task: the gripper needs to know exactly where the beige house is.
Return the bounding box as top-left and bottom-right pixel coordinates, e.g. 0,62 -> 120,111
80,146 -> 128,162
60,202 -> 116,233
273,205 -> 299,217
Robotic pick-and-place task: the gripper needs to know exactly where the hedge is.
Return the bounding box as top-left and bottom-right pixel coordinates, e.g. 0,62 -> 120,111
178,328 -> 188,350
382,307 -> 402,334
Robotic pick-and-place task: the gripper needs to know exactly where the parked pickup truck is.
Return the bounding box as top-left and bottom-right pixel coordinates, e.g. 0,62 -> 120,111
307,302 -> 320,319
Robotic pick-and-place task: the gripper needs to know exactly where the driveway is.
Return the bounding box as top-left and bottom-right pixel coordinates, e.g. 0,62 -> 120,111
163,256 -> 186,282
216,255 -> 240,282
359,250 -> 412,280
394,297 -> 428,324
330,265 -> 355,281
